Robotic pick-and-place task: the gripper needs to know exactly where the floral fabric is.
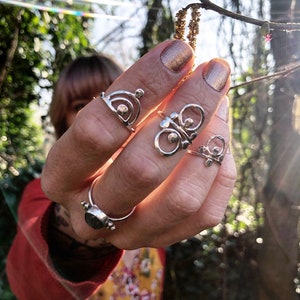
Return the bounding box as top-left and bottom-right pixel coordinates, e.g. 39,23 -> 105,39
90,248 -> 164,300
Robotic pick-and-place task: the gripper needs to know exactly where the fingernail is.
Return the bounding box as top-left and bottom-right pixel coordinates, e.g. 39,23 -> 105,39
216,97 -> 229,122
161,40 -> 193,72
203,59 -> 230,91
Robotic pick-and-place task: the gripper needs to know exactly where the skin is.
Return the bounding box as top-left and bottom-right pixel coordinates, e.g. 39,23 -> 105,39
42,40 -> 236,250
66,99 -> 92,127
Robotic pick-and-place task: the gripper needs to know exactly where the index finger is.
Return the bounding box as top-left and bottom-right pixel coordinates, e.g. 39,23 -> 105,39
42,40 -> 194,199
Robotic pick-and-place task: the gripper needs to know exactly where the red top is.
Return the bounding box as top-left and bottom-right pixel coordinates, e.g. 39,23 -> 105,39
6,178 -> 123,300
6,178 -> 165,300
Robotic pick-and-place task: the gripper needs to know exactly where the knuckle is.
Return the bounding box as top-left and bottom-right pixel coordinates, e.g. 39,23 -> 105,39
71,112 -> 119,153
201,158 -> 237,228
40,176 -> 55,201
121,152 -> 162,189
142,76 -> 162,99
133,68 -> 172,111
108,231 -> 145,250
203,210 -> 224,228
41,166 -> 63,203
166,182 -> 204,219
218,155 -> 237,188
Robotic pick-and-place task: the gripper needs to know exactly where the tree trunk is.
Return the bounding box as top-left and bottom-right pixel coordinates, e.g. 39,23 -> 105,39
258,0 -> 300,299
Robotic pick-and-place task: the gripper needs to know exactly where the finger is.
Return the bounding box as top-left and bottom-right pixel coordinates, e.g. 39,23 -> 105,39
87,61 -> 230,221
105,98 -> 235,248
159,151 -> 236,245
42,40 -> 194,197
156,99 -> 231,222
111,151 -> 236,249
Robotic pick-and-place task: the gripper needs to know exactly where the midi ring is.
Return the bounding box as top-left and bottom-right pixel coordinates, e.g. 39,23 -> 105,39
187,135 -> 225,167
154,103 -> 205,156
81,179 -> 136,230
100,89 -> 144,132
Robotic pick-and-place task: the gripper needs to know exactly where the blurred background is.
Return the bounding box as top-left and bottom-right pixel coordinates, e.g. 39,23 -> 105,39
0,0 -> 299,299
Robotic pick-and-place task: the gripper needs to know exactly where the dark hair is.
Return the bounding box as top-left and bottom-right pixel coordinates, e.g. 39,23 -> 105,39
49,54 -> 123,138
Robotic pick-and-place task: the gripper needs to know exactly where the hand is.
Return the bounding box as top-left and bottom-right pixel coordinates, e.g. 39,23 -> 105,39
42,40 -> 236,249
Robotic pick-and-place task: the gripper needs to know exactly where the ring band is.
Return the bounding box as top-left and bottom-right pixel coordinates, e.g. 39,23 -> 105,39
81,179 -> 136,230
187,135 -> 225,167
154,103 -> 205,156
101,89 -> 144,132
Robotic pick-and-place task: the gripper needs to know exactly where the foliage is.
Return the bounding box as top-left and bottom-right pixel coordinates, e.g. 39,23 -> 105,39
0,4 -> 93,181
0,3 -> 94,298
0,161 -> 43,300
230,68 -> 272,229
163,229 -> 261,300
0,7 -> 44,180
1,0 -> 298,299
139,0 -> 174,56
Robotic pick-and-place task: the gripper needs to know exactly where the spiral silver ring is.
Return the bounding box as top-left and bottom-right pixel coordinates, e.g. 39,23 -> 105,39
154,104 -> 205,156
101,89 -> 144,132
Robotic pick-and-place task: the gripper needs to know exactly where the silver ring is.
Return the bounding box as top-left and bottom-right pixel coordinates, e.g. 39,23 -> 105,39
154,104 -> 205,156
187,135 -> 225,167
100,89 -> 144,132
81,179 -> 136,230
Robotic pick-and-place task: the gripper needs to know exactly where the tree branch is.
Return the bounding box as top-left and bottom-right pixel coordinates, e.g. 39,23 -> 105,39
230,62 -> 300,90
0,10 -> 22,94
184,0 -> 300,31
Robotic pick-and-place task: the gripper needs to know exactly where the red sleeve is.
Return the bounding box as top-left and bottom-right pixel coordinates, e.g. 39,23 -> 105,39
6,178 -> 123,300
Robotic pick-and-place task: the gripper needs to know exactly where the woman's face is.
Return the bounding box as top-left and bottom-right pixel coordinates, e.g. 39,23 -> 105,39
66,98 -> 91,128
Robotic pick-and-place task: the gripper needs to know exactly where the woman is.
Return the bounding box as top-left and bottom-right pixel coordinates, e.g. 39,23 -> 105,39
6,40 -> 236,299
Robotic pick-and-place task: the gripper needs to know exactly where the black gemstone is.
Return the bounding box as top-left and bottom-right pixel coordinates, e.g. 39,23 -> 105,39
85,212 -> 105,229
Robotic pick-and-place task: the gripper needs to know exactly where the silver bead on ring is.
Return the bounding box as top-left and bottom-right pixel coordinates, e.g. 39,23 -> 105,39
100,89 -> 144,132
81,179 -> 136,230
154,104 -> 205,156
187,135 -> 225,167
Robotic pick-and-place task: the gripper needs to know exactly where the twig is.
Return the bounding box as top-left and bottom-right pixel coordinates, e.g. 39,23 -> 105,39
184,0 -> 300,31
230,62 -> 300,90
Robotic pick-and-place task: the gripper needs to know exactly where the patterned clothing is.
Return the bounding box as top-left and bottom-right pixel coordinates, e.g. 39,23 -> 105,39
91,248 -> 165,300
